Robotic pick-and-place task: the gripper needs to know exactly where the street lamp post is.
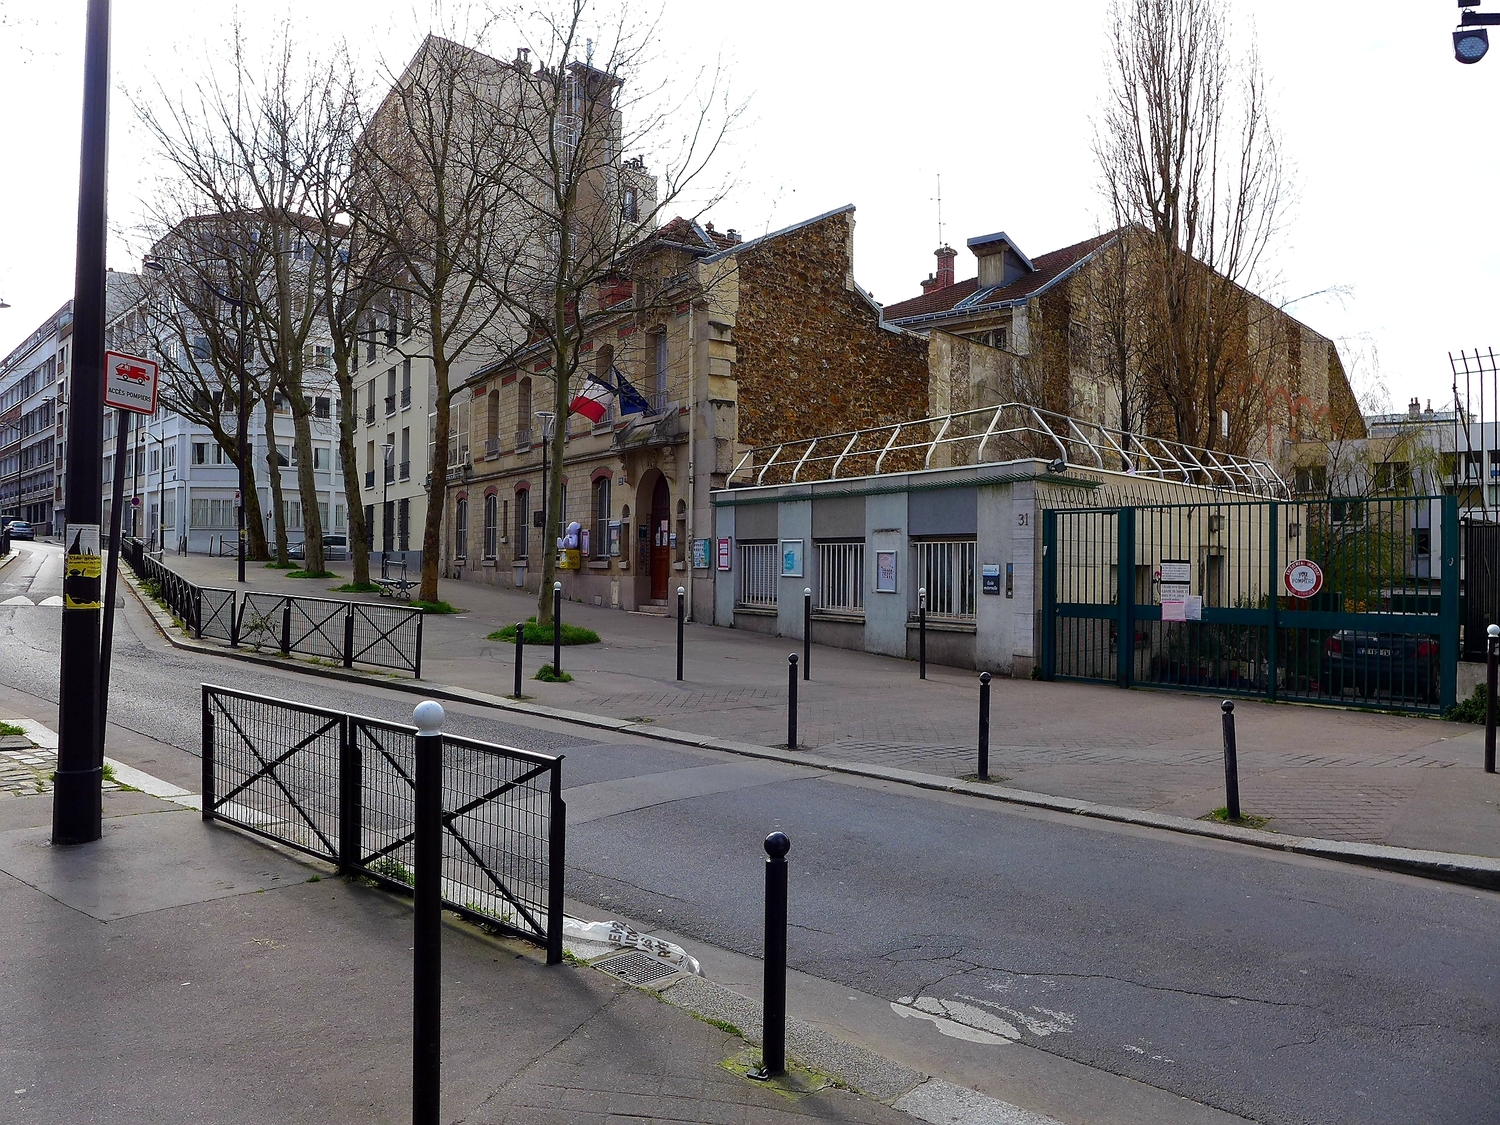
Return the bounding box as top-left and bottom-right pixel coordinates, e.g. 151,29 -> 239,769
535,409 -> 556,544
381,441 -> 394,576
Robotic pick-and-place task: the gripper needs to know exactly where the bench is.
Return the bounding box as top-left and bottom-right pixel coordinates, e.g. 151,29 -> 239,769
373,575 -> 415,600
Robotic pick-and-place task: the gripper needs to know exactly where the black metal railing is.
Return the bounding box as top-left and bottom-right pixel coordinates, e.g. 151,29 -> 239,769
120,537 -> 423,676
202,685 -> 564,959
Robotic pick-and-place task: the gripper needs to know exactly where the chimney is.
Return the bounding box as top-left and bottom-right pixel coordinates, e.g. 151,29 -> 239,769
1408,396 -> 1421,419
921,245 -> 957,295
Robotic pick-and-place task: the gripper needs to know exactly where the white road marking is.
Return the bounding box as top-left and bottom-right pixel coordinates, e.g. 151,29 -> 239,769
893,1078 -> 1066,1125
1,596 -> 34,606
891,996 -> 1017,1044
37,596 -> 62,606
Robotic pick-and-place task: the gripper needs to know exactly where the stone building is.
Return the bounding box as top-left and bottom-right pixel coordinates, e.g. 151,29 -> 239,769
884,227 -> 1365,466
443,204 -> 931,619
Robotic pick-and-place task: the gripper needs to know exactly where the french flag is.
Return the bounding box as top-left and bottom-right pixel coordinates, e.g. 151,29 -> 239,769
568,375 -> 614,423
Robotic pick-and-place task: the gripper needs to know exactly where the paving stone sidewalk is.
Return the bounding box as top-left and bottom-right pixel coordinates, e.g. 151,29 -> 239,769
162,554 -> 1500,857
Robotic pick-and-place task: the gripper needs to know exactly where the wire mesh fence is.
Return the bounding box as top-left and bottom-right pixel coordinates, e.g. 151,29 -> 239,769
203,685 -> 564,958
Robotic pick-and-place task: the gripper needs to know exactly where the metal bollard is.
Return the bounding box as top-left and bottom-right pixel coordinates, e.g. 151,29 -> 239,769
978,671 -> 991,781
918,587 -> 927,680
412,700 -> 445,1125
552,580 -> 562,677
342,609 -> 354,668
803,587 -> 811,680
787,654 -> 799,750
514,621 -> 525,699
677,586 -> 686,682
1221,700 -> 1241,820
755,831 -> 790,1079
1487,624 -> 1498,774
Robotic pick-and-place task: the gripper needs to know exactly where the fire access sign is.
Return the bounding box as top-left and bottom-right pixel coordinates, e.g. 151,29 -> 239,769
103,351 -> 160,415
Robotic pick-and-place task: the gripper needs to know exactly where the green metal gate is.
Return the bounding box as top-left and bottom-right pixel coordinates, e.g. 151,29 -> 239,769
1041,496 -> 1458,713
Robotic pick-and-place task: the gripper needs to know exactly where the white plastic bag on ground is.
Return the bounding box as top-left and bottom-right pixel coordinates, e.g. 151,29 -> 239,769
562,916 -> 703,976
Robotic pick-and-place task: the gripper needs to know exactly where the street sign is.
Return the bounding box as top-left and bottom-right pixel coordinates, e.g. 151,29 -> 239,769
103,351 -> 159,415
1285,558 -> 1324,599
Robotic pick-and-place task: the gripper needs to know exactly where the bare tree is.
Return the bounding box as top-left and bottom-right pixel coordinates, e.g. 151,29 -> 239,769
483,0 -> 742,623
1094,0 -> 1286,455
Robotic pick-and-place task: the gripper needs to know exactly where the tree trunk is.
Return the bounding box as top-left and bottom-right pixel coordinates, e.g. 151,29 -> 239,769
536,358 -> 569,626
336,366 -> 370,585
287,388 -> 326,574
263,394 -> 289,564
228,430 -> 270,561
418,351 -> 450,604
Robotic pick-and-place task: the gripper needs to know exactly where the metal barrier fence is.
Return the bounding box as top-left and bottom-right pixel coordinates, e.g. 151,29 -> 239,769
201,684 -> 564,960
1043,496 -> 1458,713
119,537 -> 422,676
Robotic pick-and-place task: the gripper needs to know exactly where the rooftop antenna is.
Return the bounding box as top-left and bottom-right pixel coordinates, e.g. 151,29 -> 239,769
932,174 -> 945,247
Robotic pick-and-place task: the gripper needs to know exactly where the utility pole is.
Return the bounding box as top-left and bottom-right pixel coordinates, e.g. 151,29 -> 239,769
54,0 -> 110,846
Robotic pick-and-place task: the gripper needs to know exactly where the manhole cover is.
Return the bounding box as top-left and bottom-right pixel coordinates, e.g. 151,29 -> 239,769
594,950 -> 682,986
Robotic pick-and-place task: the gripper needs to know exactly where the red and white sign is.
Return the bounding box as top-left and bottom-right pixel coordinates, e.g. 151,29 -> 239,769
717,536 -> 733,571
1285,559 -> 1324,599
103,351 -> 159,415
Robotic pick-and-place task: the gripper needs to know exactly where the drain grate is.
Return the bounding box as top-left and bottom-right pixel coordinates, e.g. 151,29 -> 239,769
594,950 -> 682,986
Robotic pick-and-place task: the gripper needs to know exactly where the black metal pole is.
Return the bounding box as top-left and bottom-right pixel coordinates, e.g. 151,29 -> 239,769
787,654 -> 798,750
1221,700 -> 1241,820
98,408 -> 130,750
676,585 -> 685,681
802,587 -> 811,680
412,700 -> 444,1125
918,587 -> 927,680
759,831 -> 789,1079
552,581 -> 562,676
1486,624 -> 1498,774
978,671 -> 991,781
237,295 -> 247,584
514,621 -> 524,698
54,0 -> 110,847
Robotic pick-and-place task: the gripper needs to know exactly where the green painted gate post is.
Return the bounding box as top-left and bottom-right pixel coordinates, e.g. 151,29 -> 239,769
1267,502 -> 1279,702
1041,508 -> 1057,680
1442,494 -> 1459,712
1117,508 -> 1135,689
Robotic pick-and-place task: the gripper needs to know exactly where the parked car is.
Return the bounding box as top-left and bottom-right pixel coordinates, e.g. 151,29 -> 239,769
6,521 -> 34,541
322,534 -> 348,561
1319,630 -> 1440,704
286,540 -> 305,560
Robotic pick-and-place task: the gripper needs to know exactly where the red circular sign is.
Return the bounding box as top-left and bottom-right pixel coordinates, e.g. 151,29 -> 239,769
1285,559 -> 1323,599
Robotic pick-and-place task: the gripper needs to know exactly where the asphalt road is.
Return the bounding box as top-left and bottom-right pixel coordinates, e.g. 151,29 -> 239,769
2,540 -> 1497,1125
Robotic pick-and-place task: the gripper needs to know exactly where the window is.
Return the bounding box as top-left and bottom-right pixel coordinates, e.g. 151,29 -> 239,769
915,540 -> 976,620
165,444 -> 176,470
982,326 -> 1008,350
386,367 -> 397,415
365,379 -> 375,425
148,449 -> 159,474
514,490 -> 530,559
335,503 -> 346,532
192,442 -> 207,465
1376,461 -> 1411,493
592,477 -> 610,558
400,427 -> 410,479
1293,465 -> 1328,495
817,541 -> 865,614
737,543 -> 779,608
364,504 -> 374,549
623,186 -> 638,223
191,497 -> 237,528
454,498 -> 468,561
516,378 -> 533,447
397,497 -> 410,551
314,395 -> 331,418
401,359 -> 412,408
314,446 -> 329,470
653,331 -> 668,413
484,494 -> 498,559
486,390 -> 500,455
284,499 -> 303,530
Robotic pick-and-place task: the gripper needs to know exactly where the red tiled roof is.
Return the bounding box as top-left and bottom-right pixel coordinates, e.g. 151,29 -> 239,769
652,217 -> 740,252
882,232 -> 1116,323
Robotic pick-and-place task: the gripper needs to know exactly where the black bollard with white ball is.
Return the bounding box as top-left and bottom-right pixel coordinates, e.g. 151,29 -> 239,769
412,699 -> 445,1125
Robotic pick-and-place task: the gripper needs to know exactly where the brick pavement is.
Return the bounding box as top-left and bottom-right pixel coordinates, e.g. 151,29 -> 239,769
160,554 -> 1500,856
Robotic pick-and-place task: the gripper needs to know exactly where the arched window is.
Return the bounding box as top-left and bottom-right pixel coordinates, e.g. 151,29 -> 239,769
483,493 -> 498,559
592,476 -> 610,558
514,489 -> 529,559
455,497 -> 468,562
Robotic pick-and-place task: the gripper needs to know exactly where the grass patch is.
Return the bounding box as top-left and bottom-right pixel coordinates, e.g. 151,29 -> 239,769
488,617 -> 600,645
0,720 -> 25,738
692,1013 -> 744,1038
101,762 -> 116,783
1445,683 -> 1488,723
307,874 -> 321,883
534,664 -> 573,683
334,581 -> 383,593
368,857 -> 415,886
412,599 -> 463,614
263,561 -> 297,570
287,569 -> 336,580
1203,807 -> 1271,830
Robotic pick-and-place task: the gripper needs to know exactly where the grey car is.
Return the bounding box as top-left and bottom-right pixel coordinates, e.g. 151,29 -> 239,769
6,521 -> 34,541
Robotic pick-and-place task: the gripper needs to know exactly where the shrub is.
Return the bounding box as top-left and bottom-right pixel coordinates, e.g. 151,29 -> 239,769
1445,683 -> 1488,724
489,617 -> 599,645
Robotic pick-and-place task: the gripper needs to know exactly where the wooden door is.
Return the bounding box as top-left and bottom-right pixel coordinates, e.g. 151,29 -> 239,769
650,476 -> 670,601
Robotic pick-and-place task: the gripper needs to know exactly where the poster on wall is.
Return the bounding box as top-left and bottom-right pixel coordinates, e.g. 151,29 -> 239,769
781,539 -> 804,578
608,521 -> 621,557
691,538 -> 711,569
875,550 -> 898,592
717,537 -> 732,570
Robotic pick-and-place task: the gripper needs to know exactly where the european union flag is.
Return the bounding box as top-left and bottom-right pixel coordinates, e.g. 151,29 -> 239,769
611,365 -> 656,416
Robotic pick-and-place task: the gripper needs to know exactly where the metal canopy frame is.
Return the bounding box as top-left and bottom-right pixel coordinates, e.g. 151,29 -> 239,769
728,403 -> 1289,499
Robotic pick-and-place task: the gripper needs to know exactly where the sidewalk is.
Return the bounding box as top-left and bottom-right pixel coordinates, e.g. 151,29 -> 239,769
164,554 -> 1500,858
0,784 -> 933,1124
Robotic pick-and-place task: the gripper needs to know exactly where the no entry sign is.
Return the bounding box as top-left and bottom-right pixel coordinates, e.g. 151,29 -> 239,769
1284,558 -> 1324,599
103,351 -> 159,415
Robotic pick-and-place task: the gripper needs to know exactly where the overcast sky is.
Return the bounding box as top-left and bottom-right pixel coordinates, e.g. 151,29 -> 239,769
1,1 -> 1494,416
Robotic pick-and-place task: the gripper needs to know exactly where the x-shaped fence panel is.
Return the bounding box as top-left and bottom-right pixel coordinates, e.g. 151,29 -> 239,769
350,603 -> 423,675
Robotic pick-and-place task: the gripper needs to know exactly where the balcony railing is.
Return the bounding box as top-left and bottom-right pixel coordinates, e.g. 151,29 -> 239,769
364,402 -> 375,425
399,461 -> 410,481
385,395 -> 396,416
401,386 -> 412,409
384,464 -> 395,485
485,438 -> 500,458
364,470 -> 375,490
515,427 -> 532,450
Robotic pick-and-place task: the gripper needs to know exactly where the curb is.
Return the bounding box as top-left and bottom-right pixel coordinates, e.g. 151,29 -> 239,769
122,571 -> 1500,894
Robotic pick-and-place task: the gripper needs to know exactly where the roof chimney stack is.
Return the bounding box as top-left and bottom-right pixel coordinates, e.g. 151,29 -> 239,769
1408,396 -> 1421,419
921,245 -> 957,295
